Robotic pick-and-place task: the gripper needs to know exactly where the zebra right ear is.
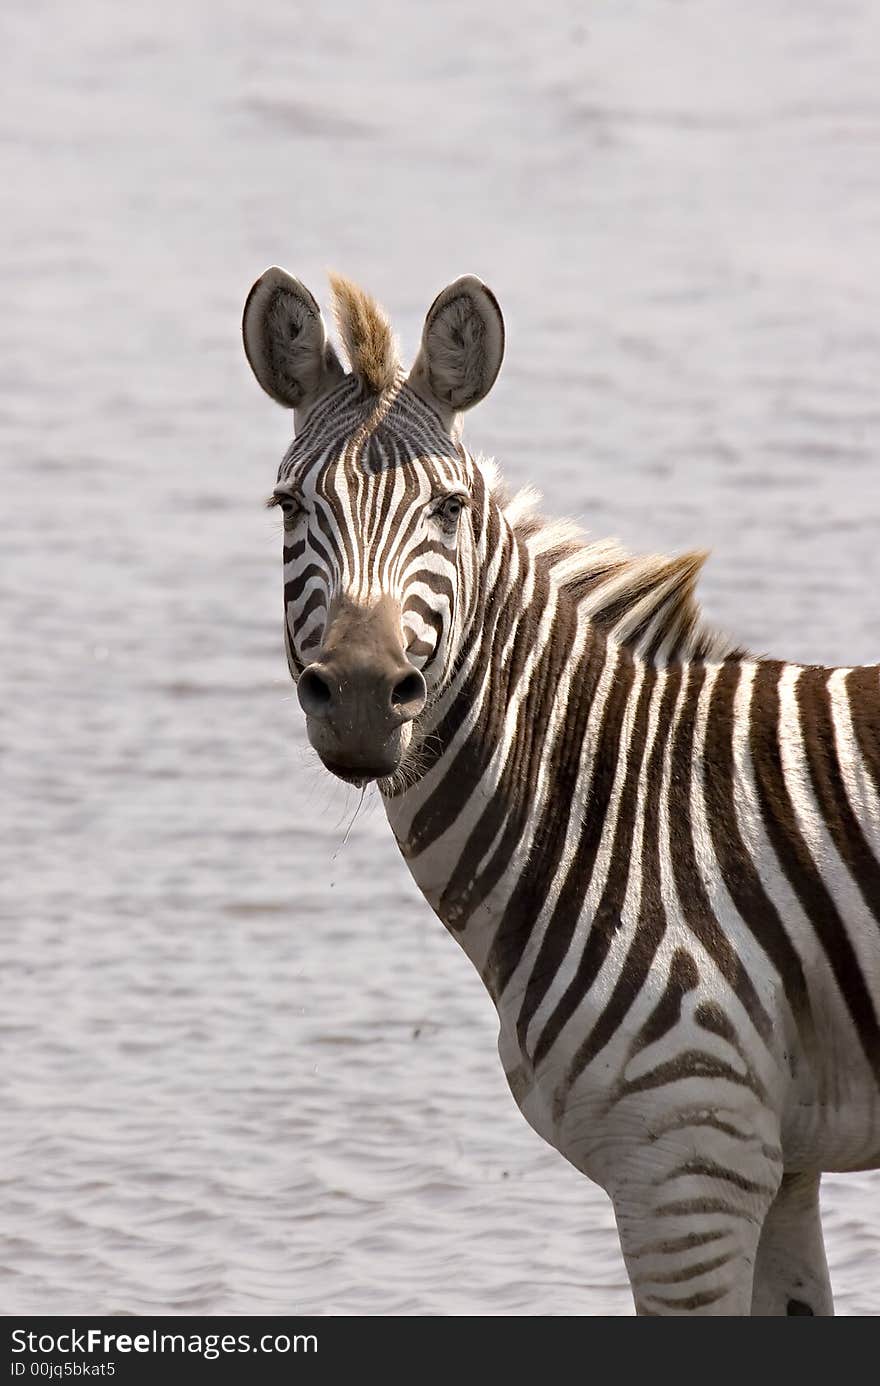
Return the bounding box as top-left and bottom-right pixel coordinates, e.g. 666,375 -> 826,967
242,267 -> 345,426
408,275 -> 505,432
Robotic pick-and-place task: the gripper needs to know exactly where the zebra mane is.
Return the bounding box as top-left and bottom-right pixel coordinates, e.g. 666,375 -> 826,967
328,273 -> 401,394
501,483 -> 743,664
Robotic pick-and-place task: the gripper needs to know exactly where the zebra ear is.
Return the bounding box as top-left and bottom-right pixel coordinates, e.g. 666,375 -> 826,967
409,276 -> 505,431
242,267 -> 345,425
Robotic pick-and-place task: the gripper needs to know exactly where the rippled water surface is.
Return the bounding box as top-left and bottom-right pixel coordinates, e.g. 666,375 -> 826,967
3,0 -> 880,1315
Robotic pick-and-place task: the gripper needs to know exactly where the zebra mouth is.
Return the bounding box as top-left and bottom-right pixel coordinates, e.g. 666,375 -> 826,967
318,755 -> 398,786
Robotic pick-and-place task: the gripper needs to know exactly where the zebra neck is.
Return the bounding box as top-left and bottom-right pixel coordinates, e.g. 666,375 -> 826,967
382,550 -> 624,974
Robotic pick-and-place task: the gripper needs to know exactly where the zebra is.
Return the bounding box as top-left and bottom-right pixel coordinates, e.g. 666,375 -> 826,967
242,266 -> 880,1316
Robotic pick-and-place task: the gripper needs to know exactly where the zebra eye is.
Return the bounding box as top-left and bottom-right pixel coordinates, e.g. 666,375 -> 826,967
432,494 -> 466,530
272,488 -> 305,528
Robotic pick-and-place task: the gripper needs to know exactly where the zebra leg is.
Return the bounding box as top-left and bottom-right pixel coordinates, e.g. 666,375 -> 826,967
750,1171 -> 833,1316
608,1144 -> 781,1315
615,1208 -> 764,1315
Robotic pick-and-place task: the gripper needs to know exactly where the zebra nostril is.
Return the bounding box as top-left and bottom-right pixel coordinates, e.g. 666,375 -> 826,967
298,666 -> 333,718
391,669 -> 427,716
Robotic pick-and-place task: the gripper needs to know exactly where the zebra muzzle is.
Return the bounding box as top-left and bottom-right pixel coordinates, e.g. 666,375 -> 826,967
296,596 -> 427,783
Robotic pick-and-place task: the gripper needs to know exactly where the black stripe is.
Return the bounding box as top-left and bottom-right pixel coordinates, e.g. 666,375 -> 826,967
797,666 -> 880,925
633,947 -> 699,1054
703,661 -> 812,1046
643,1287 -> 728,1311
292,587 -> 325,628
666,665 -> 773,1041
638,1252 -> 734,1286
615,1049 -> 765,1102
286,563 -> 328,605
845,666 -> 880,800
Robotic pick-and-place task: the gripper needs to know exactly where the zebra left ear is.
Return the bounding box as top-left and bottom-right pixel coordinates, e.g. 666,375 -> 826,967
242,267 -> 345,426
409,276 -> 504,431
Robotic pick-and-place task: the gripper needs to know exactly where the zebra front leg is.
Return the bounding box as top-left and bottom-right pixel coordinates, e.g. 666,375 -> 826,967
614,1206 -> 764,1315
608,1145 -> 781,1315
750,1171 -> 833,1316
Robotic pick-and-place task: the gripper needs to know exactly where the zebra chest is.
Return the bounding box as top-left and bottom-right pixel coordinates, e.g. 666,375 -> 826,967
496,1027 -> 561,1150
494,1000 -> 615,1165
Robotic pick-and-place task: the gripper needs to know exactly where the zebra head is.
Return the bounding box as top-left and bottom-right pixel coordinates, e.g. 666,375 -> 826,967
242,269 -> 505,786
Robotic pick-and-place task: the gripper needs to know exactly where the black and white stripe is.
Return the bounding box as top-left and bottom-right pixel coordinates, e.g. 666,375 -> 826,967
246,271 -> 880,1316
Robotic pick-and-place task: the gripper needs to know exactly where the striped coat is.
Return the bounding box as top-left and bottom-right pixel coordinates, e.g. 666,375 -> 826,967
243,267 -> 880,1315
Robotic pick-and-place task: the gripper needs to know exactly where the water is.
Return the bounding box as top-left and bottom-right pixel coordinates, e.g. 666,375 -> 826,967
3,0 -> 879,1315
